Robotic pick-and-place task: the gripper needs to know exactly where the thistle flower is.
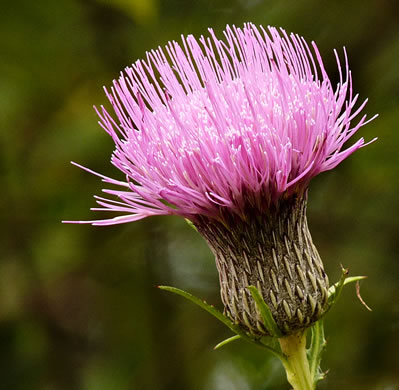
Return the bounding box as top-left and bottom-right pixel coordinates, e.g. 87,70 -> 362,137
67,24 -> 375,336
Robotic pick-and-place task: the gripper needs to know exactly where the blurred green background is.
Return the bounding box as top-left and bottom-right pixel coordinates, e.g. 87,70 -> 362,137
1,0 -> 398,389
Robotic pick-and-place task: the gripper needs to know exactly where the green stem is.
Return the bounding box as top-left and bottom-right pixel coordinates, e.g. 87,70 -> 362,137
279,330 -> 314,390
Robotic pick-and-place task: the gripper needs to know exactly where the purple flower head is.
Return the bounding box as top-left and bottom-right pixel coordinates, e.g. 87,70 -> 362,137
66,23 -> 378,336
69,23 -> 375,226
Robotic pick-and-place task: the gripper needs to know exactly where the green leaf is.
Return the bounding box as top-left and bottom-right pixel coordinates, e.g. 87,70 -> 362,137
214,335 -> 241,350
328,273 -> 367,309
328,276 -> 367,297
304,270 -> 368,385
158,286 -> 255,344
247,286 -> 283,338
326,267 -> 348,313
158,285 -> 287,361
308,320 -> 326,383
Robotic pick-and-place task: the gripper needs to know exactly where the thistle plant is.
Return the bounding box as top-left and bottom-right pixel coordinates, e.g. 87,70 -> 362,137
65,24 -> 376,389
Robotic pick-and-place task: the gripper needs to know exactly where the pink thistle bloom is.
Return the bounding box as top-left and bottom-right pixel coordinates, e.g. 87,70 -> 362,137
65,23 -> 377,336
66,23 -> 375,226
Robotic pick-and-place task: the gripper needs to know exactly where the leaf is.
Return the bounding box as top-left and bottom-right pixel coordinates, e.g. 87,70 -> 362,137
305,268 -> 368,384
159,285 -> 237,329
214,335 -> 241,350
158,286 -> 257,345
327,266 -> 348,308
247,286 -> 283,338
308,320 -> 327,383
158,285 -> 287,361
328,274 -> 367,309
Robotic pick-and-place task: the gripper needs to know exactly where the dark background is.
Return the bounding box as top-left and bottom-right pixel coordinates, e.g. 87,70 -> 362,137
1,0 -> 398,389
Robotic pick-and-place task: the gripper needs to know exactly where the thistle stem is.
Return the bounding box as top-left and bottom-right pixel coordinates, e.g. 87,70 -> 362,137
279,330 -> 314,390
